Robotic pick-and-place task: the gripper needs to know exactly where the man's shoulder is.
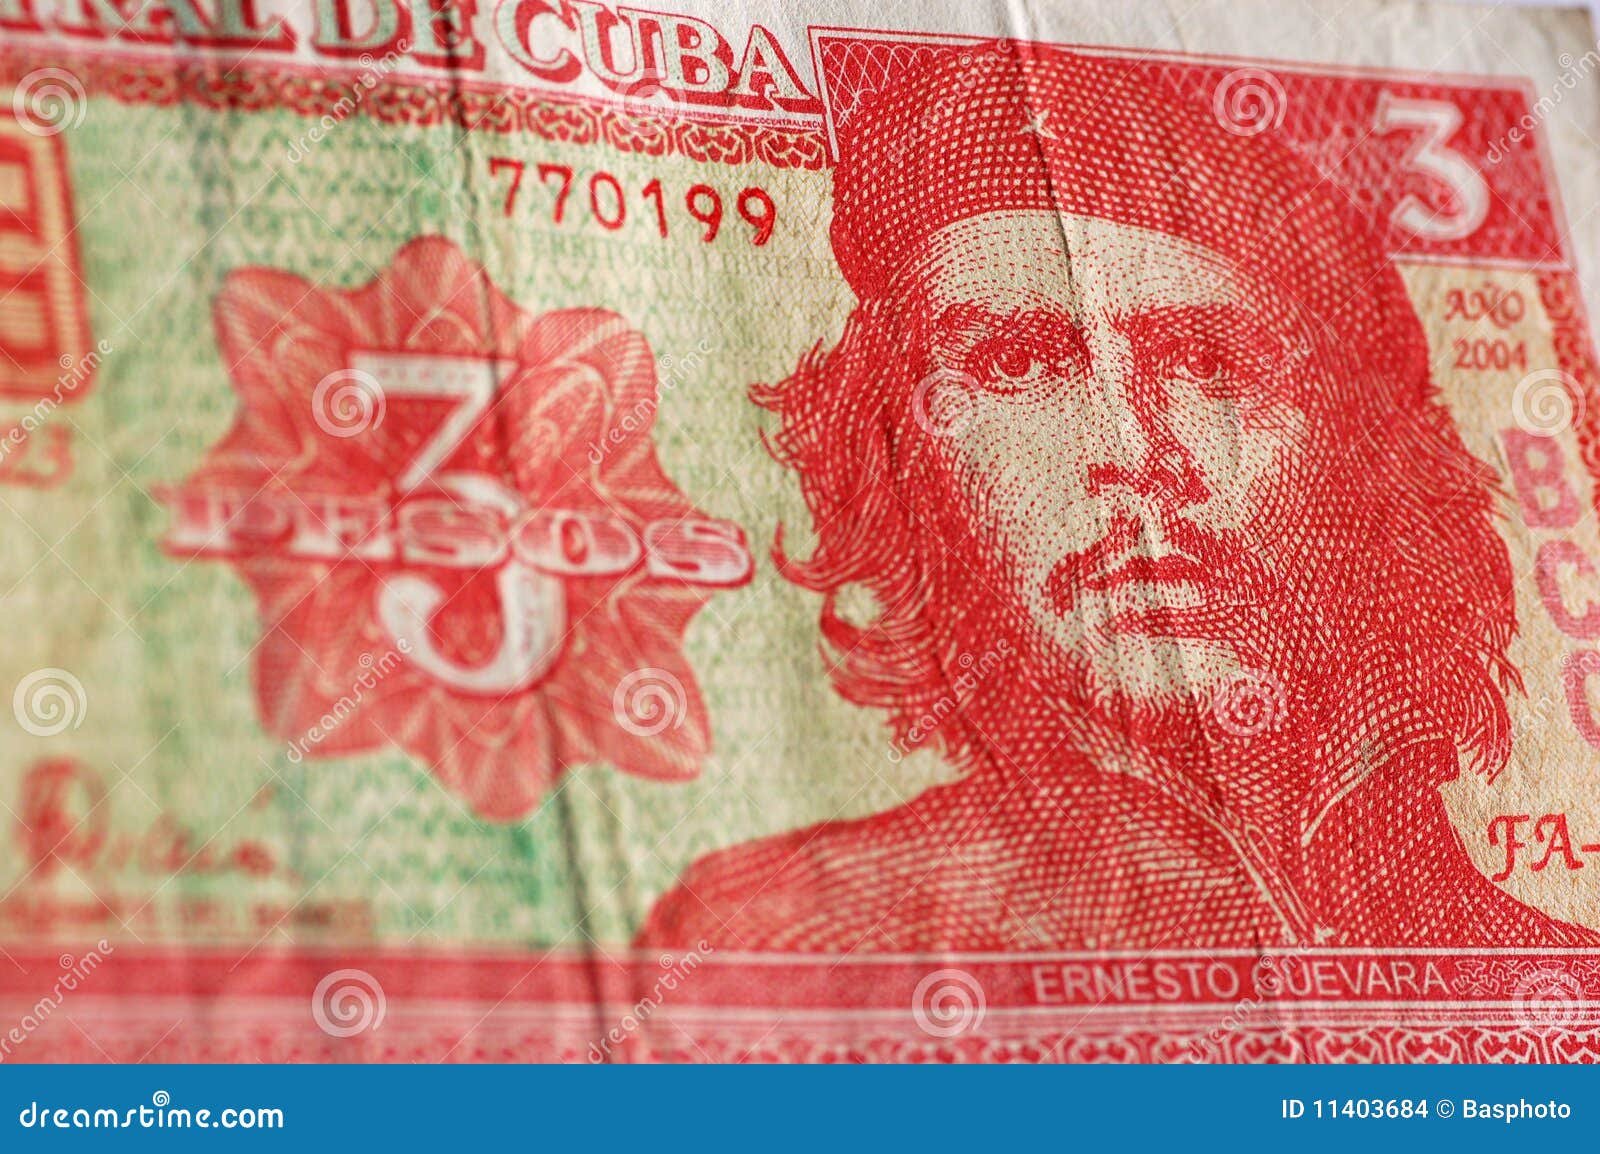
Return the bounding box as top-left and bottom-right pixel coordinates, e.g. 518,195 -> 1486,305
632,767 -> 1254,952
633,803 -> 946,952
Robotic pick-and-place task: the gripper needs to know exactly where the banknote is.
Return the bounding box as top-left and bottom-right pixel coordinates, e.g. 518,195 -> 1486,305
1,0 -> 1599,1063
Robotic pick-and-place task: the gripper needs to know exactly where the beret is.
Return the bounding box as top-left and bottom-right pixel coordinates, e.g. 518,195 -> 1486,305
828,41 -> 1426,384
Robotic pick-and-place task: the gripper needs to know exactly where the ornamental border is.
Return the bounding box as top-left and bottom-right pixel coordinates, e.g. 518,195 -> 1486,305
0,45 -> 828,171
5,999 -> 1597,1062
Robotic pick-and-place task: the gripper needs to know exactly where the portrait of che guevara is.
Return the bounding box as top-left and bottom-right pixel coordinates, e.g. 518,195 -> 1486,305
638,40 -> 1600,953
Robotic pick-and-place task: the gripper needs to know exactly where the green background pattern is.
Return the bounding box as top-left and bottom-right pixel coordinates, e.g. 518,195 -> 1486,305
0,98 -> 956,949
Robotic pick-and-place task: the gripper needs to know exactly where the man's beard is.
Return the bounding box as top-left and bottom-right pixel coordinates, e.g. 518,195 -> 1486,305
973,507 -> 1316,762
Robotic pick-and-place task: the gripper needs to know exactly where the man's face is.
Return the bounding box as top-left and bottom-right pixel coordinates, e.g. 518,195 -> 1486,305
911,211 -> 1315,706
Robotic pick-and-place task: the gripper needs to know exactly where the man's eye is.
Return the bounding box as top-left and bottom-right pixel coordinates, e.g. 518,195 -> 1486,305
970,336 -> 1070,392
1167,347 -> 1225,385
993,341 -> 1040,380
1151,339 -> 1267,400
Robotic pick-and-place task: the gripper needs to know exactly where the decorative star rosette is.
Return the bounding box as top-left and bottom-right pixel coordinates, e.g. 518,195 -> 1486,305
162,236 -> 751,820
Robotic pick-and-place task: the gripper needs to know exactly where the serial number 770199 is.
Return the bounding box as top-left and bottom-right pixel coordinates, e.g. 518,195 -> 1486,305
486,156 -> 777,246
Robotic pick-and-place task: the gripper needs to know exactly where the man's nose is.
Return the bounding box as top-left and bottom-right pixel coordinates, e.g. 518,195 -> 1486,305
1081,364 -> 1211,508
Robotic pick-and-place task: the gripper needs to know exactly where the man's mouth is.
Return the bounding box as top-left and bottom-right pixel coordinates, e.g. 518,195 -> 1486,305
1043,517 -> 1243,630
1081,553 -> 1212,591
